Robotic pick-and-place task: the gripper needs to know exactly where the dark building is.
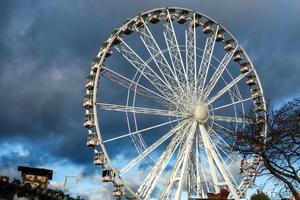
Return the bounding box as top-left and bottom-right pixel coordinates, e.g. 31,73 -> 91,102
18,166 -> 53,190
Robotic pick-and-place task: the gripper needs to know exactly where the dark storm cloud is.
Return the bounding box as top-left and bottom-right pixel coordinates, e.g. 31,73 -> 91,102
0,0 -> 100,166
0,0 -> 299,173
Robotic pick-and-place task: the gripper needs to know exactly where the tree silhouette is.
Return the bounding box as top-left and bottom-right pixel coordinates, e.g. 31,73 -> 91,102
229,98 -> 300,200
250,190 -> 270,200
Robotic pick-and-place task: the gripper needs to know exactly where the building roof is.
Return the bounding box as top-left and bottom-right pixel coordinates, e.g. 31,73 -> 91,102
18,166 -> 53,180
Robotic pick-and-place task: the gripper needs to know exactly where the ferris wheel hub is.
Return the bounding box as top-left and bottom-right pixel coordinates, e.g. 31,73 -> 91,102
194,102 -> 209,123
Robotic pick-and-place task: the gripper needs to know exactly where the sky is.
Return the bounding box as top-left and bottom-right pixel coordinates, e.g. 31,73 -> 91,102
0,0 -> 300,199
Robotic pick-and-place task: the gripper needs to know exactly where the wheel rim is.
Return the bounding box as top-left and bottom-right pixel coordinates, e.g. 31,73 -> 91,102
83,7 -> 267,200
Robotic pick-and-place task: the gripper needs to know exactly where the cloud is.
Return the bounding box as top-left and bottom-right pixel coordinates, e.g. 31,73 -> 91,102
0,0 -> 300,198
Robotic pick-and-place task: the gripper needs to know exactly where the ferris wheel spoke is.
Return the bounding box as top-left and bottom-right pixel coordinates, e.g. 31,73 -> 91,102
199,124 -> 240,199
185,31 -> 194,94
197,143 -> 216,193
210,129 -> 241,165
115,41 -> 179,102
174,121 -> 197,200
195,134 -> 202,197
137,123 -> 191,199
206,69 -> 253,105
163,10 -> 188,88
159,142 -> 186,200
198,125 -> 219,193
209,96 -> 253,112
102,67 -> 176,106
214,142 -> 240,170
96,103 -> 189,118
206,131 -> 239,187
201,163 -> 210,195
120,120 -> 189,175
202,45 -> 239,101
186,13 -> 197,97
210,127 -> 243,167
213,122 -> 235,135
212,115 -> 247,124
197,26 -> 219,94
136,18 -> 182,94
210,128 -> 233,151
103,118 -> 181,143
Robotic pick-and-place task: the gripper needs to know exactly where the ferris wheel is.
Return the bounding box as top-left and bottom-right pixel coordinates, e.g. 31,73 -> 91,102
83,7 -> 267,200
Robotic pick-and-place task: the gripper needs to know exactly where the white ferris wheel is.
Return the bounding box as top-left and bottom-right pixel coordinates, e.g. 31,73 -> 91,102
83,7 -> 267,200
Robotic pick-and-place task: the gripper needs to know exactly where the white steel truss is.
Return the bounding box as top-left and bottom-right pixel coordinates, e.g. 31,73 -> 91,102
96,103 -> 189,118
174,122 -> 197,200
199,124 -> 240,199
120,120 -> 189,175
185,13 -> 197,98
102,66 -> 176,107
202,45 -> 239,101
197,26 -> 219,95
136,18 -> 183,96
103,118 -> 181,143
212,115 -> 247,124
137,124 -> 190,199
115,41 -> 180,103
163,10 -> 187,86
206,69 -> 253,105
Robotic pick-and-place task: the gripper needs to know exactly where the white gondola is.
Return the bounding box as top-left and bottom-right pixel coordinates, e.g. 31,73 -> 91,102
100,42 -> 108,52
135,18 -> 144,28
113,184 -> 125,198
233,50 -> 243,62
224,39 -> 235,51
91,57 -> 100,72
100,42 -> 113,58
87,132 -> 99,147
177,10 -> 188,24
112,36 -> 122,45
240,62 -> 251,73
105,49 -> 113,57
255,103 -> 265,112
94,152 -> 106,165
251,88 -> 262,99
256,116 -> 267,125
246,74 -> 256,86
203,20 -> 213,34
190,13 -> 201,27
122,21 -> 134,35
164,9 -> 176,22
149,12 -> 160,24
84,113 -> 95,128
102,170 -> 115,182
83,93 -> 93,109
168,8 -> 176,17
85,74 -> 95,90
216,28 -> 225,42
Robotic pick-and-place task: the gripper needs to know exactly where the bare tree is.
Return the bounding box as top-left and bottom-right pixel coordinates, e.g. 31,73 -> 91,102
231,98 -> 300,200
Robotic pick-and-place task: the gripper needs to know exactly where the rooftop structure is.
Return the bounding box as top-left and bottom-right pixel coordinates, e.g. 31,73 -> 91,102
18,166 -> 53,190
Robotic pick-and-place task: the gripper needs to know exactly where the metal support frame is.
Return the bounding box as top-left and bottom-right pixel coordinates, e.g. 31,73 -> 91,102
174,122 -> 197,200
197,26 -> 219,95
199,124 -> 239,199
137,123 -> 190,199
